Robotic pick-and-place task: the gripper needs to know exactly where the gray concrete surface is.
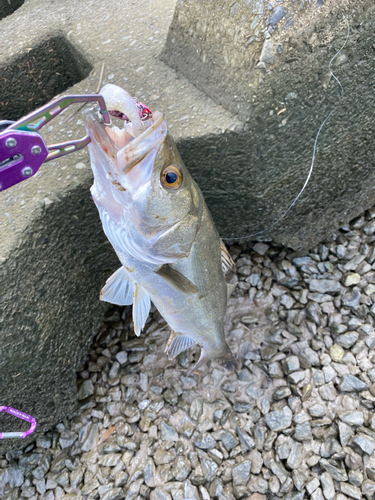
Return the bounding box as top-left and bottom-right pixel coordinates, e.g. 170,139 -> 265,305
162,0 -> 375,246
0,0 -> 239,452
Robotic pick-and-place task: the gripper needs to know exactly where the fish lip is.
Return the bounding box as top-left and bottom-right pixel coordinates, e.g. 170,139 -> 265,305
120,112 -> 166,174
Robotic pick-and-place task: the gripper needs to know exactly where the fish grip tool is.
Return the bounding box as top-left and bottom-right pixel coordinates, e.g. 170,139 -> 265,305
0,406 -> 37,439
0,94 -> 110,192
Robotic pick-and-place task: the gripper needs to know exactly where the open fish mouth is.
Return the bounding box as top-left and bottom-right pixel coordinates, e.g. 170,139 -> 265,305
86,83 -> 167,176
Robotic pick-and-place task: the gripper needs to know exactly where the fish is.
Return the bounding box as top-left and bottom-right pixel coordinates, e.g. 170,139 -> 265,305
84,83 -> 238,374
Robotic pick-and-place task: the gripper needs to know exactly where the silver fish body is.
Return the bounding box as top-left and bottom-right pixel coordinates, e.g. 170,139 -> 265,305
85,84 -> 237,373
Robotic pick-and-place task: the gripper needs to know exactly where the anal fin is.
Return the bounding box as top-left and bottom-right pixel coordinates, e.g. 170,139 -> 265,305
166,333 -> 196,360
100,266 -> 133,305
133,283 -> 151,337
155,264 -> 198,294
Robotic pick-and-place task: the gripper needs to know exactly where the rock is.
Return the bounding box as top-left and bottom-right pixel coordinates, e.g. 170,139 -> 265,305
237,427 -> 255,452
294,422 -> 312,441
115,351 -> 128,365
268,5 -> 285,25
323,365 -> 337,383
330,345 -> 345,362
59,431 -> 78,449
126,479 -> 144,499
77,380 -> 94,400
283,356 -> 300,374
340,482 -> 362,500
81,423 -> 100,452
342,273 -> 361,286
36,436 -> 51,449
265,406 -> 292,431
173,456 -> 191,481
222,431 -> 239,451
273,387 -> 292,400
102,488 -> 125,500
311,488 -> 325,500
232,460 -> 251,485
50,453 -> 68,473
336,332 -> 359,349
233,401 -> 253,412
249,449 -> 263,474
349,470 -> 363,487
320,459 -> 348,481
321,472 -> 335,500
352,434 -> 375,455
98,453 -> 122,467
8,466 -> 24,488
153,448 -> 176,466
253,243 -> 269,255
269,361 -> 285,378
308,404 -> 325,418
160,421 -> 179,441
309,279 -> 341,295
190,397 -> 204,420
319,383 -> 337,401
362,480 -> 375,499
306,477 -> 320,495
194,433 -> 216,450
259,38 -> 275,65
338,422 -> 354,446
163,387 -> 178,406
342,288 -> 361,309
339,411 -> 364,426
339,374 -> 368,392
81,478 -> 100,495
269,457 -> 289,484
287,441 -> 303,470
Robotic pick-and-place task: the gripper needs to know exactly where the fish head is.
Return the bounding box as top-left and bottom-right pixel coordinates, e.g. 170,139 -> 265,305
85,84 -> 203,261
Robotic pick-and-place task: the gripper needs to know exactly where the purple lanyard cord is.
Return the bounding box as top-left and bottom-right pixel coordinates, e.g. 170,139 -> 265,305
0,406 -> 37,439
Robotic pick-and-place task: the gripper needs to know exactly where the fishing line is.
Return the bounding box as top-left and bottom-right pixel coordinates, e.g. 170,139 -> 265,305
223,14 -> 350,242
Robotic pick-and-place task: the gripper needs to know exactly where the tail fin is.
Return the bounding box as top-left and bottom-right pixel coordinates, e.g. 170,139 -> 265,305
187,349 -> 208,377
187,348 -> 238,376
218,349 -> 239,372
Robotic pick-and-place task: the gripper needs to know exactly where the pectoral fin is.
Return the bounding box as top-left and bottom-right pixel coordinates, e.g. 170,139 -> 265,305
100,266 -> 134,305
155,264 -> 198,294
133,283 -> 151,336
166,333 -> 196,360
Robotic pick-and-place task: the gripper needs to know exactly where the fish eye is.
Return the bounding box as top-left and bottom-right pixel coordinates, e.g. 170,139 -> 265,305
161,165 -> 183,190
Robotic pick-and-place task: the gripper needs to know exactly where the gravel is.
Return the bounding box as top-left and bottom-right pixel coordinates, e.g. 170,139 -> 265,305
3,207 -> 375,499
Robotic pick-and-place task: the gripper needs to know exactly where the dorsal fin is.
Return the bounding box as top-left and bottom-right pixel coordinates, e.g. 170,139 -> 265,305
132,283 -> 151,336
166,333 -> 196,360
100,267 -> 134,305
221,240 -> 235,274
155,264 -> 198,294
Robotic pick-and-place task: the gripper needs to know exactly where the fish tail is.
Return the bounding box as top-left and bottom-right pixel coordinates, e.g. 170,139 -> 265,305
218,348 -> 239,372
187,346 -> 239,377
187,349 -> 208,377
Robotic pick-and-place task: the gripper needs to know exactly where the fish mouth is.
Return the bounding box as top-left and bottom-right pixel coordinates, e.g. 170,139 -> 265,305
85,84 -> 167,177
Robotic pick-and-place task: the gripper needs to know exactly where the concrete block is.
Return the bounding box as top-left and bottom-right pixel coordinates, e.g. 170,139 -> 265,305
162,0 -> 375,246
0,0 -> 237,452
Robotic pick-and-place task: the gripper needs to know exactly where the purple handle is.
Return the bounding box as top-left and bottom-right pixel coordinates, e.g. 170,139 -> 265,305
0,406 -> 37,439
0,129 -> 48,191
